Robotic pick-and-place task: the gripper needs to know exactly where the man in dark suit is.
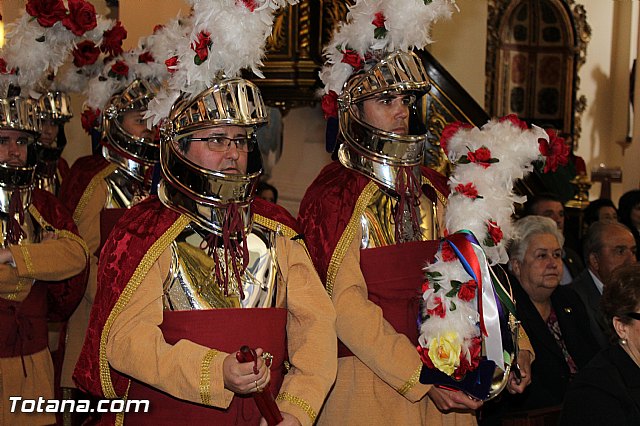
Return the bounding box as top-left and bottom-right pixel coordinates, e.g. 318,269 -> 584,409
523,193 -> 585,284
570,221 -> 637,348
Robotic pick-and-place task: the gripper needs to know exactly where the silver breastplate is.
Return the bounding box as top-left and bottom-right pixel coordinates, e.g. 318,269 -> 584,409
162,221 -> 278,310
104,168 -> 149,209
360,188 -> 439,249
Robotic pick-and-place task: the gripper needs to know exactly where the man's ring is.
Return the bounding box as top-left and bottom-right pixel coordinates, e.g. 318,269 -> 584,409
262,352 -> 273,368
254,380 -> 259,392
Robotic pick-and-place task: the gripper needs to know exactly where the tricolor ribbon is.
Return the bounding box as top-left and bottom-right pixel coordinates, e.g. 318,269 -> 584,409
445,230 -> 504,369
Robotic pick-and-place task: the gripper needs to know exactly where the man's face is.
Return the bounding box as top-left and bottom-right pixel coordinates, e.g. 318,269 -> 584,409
589,225 -> 637,283
39,119 -> 58,146
598,206 -> 618,223
0,129 -> 31,166
512,233 -> 563,299
532,200 -> 565,231
182,125 -> 249,174
121,109 -> 153,140
358,93 -> 415,135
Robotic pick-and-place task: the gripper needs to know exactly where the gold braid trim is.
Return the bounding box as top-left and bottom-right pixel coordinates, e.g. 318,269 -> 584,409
421,176 -> 448,206
28,205 -> 90,262
199,349 -> 220,406
73,164 -> 118,223
398,365 -> 422,396
114,383 -> 130,426
254,213 -> 311,258
19,245 -> 34,277
325,181 -> 378,297
254,213 -> 306,244
5,278 -> 30,301
100,215 -> 191,399
276,391 -> 317,423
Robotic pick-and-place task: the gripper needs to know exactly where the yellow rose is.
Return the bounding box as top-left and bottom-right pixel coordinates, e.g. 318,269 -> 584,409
428,332 -> 462,376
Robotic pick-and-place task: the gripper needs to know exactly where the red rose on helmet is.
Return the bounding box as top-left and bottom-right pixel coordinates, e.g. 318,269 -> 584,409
341,49 -> 363,71
191,31 -> 212,64
499,114 -> 528,130
72,40 -> 100,67
464,146 -> 497,168
101,21 -> 127,57
62,0 -> 97,36
538,129 -> 569,173
487,220 -> 503,245
238,0 -> 257,11
427,296 -> 446,318
110,60 -> 129,78
165,56 -> 179,74
26,0 -> 67,28
138,51 -> 154,64
440,121 -> 472,154
457,280 -> 477,302
454,182 -> 480,199
81,108 -> 100,134
372,12 -> 386,28
321,90 -> 338,120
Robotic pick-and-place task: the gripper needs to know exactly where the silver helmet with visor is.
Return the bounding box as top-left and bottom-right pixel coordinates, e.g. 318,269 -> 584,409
35,91 -> 73,176
337,50 -> 432,191
0,96 -> 41,213
102,79 -> 161,184
159,77 -> 267,235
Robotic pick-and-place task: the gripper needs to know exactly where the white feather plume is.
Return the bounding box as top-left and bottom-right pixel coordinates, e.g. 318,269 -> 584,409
319,0 -> 456,96
146,0 -> 298,125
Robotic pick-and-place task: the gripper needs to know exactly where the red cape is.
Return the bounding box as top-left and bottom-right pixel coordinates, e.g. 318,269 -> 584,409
298,161 -> 449,286
58,154 -> 113,217
74,195 -> 300,398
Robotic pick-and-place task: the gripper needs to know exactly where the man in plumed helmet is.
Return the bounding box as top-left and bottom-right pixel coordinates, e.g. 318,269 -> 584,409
57,22 -> 172,417
74,2 -> 336,425
298,1 -> 534,424
0,87 -> 88,425
34,90 -> 73,196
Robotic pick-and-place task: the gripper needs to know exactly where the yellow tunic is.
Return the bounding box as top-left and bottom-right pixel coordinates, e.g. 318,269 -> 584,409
0,209 -> 88,426
105,230 -> 337,426
315,186 -> 534,426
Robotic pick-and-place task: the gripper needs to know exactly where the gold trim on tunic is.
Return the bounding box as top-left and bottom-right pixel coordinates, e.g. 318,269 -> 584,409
73,163 -> 118,222
276,391 -> 317,423
99,215 -> 191,399
28,204 -> 90,262
325,181 -> 378,297
199,349 -> 220,406
19,245 -> 34,277
398,365 -> 422,396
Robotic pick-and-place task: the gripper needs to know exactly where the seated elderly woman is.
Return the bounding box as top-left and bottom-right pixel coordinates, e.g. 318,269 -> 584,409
560,264 -> 640,425
481,216 -> 599,424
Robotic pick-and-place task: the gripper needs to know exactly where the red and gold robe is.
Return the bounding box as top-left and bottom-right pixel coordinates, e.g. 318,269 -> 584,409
74,196 -> 337,425
0,189 -> 89,426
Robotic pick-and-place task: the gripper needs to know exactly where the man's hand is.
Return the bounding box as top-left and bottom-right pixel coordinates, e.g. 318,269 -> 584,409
427,386 -> 483,413
259,412 -> 301,426
507,349 -> 532,394
0,248 -> 14,264
223,347 -> 271,394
